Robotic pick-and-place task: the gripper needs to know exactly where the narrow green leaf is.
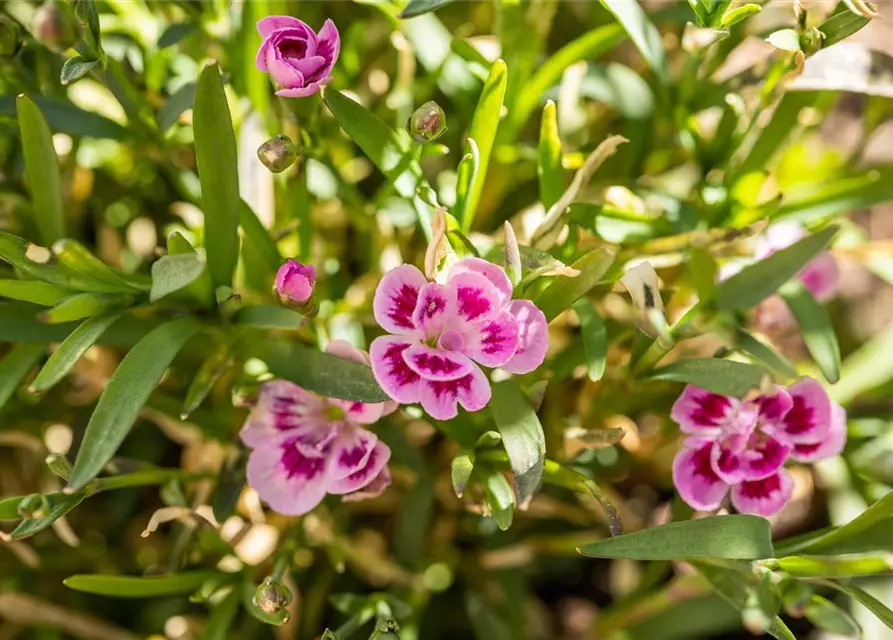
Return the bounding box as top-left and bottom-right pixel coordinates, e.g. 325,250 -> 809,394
0,343 -> 44,410
721,3 -> 762,27
819,7 -> 872,49
182,343 -> 233,420
779,280 -> 840,383
451,452 -> 475,498
157,22 -> 194,49
235,305 -> 304,329
830,322 -> 893,405
482,470 -> 514,531
827,581 -> 893,631
201,587 -> 241,640
805,594 -> 860,637
10,490 -> 87,539
400,0 -> 454,18
535,248 -> 617,322
158,81 -> 197,132
580,515 -> 773,560
16,95 -> 65,245
61,56 -> 100,85
0,94 -> 129,140
194,62 -> 240,289
490,380 -> 546,509
689,247 -> 718,304
454,139 -> 479,233
647,358 -> 766,398
694,563 -> 796,640
69,317 -> 201,490
767,555 -> 893,579
259,340 -> 389,403
781,491 -> 893,556
39,292 -> 132,324
323,89 -> 428,236
573,298 -> 607,382
687,0 -> 709,26
601,0 -> 669,83
0,280 -> 77,306
30,313 -> 120,393
64,572 -> 220,598
735,330 -> 798,380
150,253 -> 207,302
538,100 -> 564,210
53,239 -> 147,293
716,226 -> 837,310
508,24 -> 626,137
456,59 -> 507,233
239,200 -> 281,272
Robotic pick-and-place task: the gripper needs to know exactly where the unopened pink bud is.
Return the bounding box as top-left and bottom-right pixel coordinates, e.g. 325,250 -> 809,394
275,259 -> 315,305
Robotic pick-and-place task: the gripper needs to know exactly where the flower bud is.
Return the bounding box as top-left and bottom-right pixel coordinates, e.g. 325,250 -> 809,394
32,2 -> 81,53
275,259 -> 315,306
253,576 -> 292,616
45,452 -> 73,482
257,135 -> 298,174
408,101 -> 447,143
0,14 -> 22,58
16,494 -> 45,519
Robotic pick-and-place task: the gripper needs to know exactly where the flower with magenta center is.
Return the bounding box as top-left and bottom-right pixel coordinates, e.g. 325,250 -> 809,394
671,377 -> 846,517
255,16 -> 340,98
241,340 -> 395,516
369,257 -> 548,420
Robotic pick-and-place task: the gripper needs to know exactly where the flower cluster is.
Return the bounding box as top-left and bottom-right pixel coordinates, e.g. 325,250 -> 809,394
256,16 -> 340,98
370,258 -> 548,420
671,378 -> 846,517
240,341 -> 394,515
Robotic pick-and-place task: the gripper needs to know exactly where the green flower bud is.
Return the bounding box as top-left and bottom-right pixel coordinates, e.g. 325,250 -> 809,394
257,135 -> 298,174
253,576 -> 293,616
32,2 -> 81,53
0,14 -> 23,58
408,101 -> 447,143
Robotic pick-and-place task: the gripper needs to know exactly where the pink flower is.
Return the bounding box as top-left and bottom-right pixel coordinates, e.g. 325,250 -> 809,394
241,340 -> 394,516
369,258 -> 548,420
671,377 -> 845,517
275,259 -> 315,305
255,16 -> 340,98
757,222 -> 840,303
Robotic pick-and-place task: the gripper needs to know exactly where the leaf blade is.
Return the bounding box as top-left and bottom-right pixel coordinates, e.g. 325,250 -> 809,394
573,298 -> 607,382
64,572 -> 220,598
535,248 -> 616,322
17,95 -> 65,245
647,358 -> 766,398
601,0 -> 669,83
779,280 -> 840,383
30,313 -> 121,393
490,380 -> 546,509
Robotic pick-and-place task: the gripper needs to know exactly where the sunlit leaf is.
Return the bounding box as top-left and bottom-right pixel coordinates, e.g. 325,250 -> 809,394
573,299 -> 607,382
490,380 -> 545,509
538,100 -> 564,210
779,280 -> 840,383
535,248 -> 616,322
64,572 -> 221,597
647,358 -> 766,397
601,0 -> 669,83
30,313 -> 121,393
150,253 -> 207,302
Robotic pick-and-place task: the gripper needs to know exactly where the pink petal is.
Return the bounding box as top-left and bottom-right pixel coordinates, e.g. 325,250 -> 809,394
799,253 -> 839,302
412,282 -> 457,338
711,435 -> 748,485
239,380 -> 327,447
419,363 -> 491,420
276,83 -> 322,98
673,442 -> 730,511
501,300 -> 548,374
247,438 -> 328,516
403,344 -> 473,381
756,387 -> 793,424
285,54 -> 327,80
373,265 -> 427,335
342,465 -> 391,503
791,401 -> 847,462
462,310 -> 520,368
448,271 -> 502,331
335,399 -> 385,425
730,469 -> 794,517
257,16 -> 312,39
449,257 -> 513,308
742,432 -> 791,480
325,425 -> 377,480
326,339 -> 369,366
671,386 -> 754,437
763,377 -> 832,445
256,41 -> 272,72
268,57 -> 305,90
314,19 -> 341,79
328,440 -> 391,495
370,336 -> 422,404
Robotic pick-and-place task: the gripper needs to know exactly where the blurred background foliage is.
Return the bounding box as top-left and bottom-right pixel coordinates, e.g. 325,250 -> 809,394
2,0 -> 893,639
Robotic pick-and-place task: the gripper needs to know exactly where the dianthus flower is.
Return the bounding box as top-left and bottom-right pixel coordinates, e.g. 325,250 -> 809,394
671,377 -> 846,517
241,341 -> 394,515
370,258 -> 548,420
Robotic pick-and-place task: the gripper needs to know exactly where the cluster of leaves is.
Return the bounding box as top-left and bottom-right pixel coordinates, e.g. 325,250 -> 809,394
2,0 -> 893,638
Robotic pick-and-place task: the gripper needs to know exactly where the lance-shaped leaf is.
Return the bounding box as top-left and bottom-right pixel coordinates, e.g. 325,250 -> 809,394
400,0 -> 454,18
69,317 -> 201,490
194,62 -> 240,289
64,572 -> 221,597
181,342 -> 233,419
150,253 -> 208,302
17,95 -> 65,245
53,239 -> 148,293
39,292 -> 132,324
0,280 -> 78,306
451,452 -> 475,498
573,299 -> 607,382
538,100 -> 564,210
482,469 -> 514,531
647,358 -> 767,398
826,581 -> 893,632
535,248 -> 616,322
0,344 -> 44,411
779,280 -> 840,383
490,380 -> 546,509
30,313 -> 121,393
601,0 -> 669,84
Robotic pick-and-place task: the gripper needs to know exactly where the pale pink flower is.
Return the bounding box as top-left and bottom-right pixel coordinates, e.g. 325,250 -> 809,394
369,258 -> 548,420
671,377 -> 845,517
241,340 -> 394,516
255,16 -> 339,98
275,259 -> 315,305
